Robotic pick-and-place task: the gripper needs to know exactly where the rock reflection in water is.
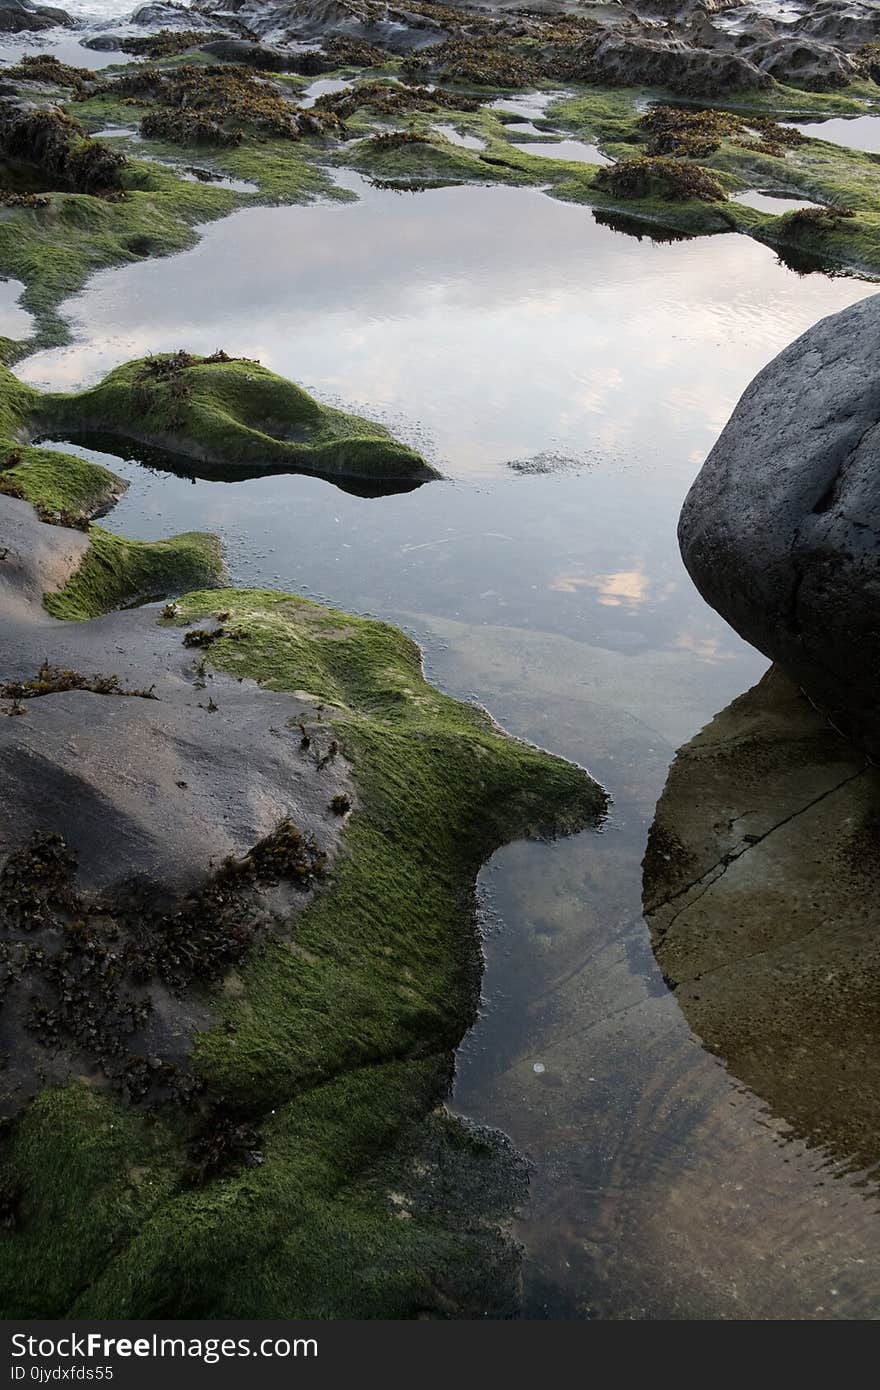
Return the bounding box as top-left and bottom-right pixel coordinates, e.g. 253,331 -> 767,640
644,665 -> 880,1182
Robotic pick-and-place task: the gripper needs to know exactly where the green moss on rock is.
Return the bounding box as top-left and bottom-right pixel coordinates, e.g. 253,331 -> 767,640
38,352 -> 437,485
0,440 -> 604,1315
44,527 -> 223,620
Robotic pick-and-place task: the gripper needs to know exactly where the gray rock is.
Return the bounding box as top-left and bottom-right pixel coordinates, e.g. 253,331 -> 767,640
679,291 -> 880,758
795,0 -> 880,50
0,491 -> 352,1113
0,0 -> 73,32
585,33 -> 770,94
200,37 -> 292,69
81,33 -> 123,51
745,33 -> 860,89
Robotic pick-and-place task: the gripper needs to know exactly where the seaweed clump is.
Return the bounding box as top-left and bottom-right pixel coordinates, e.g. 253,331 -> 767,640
854,41 -> 880,83
118,29 -> 227,60
0,104 -> 125,196
402,36 -> 539,88
777,204 -> 857,232
2,55 -> 96,94
96,64 -> 342,148
595,155 -> 727,203
0,821 -> 328,1106
639,105 -> 807,159
0,662 -> 157,702
314,79 -> 477,121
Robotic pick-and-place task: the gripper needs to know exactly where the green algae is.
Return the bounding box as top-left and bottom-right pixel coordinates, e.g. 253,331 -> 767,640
44,527 -> 223,621
0,445 -> 604,1316
38,352 -> 436,485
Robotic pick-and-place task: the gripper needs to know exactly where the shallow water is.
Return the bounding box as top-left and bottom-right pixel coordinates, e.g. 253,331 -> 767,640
21,171 -> 880,1317
0,32 -> 129,70
733,189 -> 822,213
0,276 -> 32,339
300,77 -> 353,108
785,114 -> 880,154
509,138 -> 611,165
433,122 -> 486,150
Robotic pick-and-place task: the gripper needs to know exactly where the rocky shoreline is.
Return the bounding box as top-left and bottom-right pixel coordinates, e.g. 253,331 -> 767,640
0,417 -> 604,1315
0,0 -> 879,1322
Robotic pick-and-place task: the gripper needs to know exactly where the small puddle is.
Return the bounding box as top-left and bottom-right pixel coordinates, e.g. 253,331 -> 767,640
783,114 -> 880,154
299,76 -> 354,109
490,90 -> 570,123
433,123 -> 486,150
733,189 -> 824,214
0,276 -> 31,339
510,138 -> 611,165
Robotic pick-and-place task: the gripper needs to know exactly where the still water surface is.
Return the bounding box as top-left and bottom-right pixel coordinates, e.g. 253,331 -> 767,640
22,173 -> 880,1317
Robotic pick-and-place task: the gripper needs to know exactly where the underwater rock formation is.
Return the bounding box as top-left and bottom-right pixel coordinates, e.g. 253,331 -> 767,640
679,293 -> 880,759
643,665 -> 880,1177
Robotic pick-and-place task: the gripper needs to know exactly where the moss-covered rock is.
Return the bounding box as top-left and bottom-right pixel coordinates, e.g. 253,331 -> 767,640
0,354 -> 435,492
37,351 -> 437,485
0,444 -> 604,1316
44,526 -> 223,620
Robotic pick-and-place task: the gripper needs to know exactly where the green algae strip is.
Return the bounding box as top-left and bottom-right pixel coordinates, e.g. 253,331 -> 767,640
0,446 -> 605,1316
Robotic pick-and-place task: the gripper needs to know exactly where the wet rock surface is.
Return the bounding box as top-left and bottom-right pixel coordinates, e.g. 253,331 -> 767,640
0,490 -> 352,1116
679,293 -> 880,759
0,0 -> 72,35
643,665 -> 880,1176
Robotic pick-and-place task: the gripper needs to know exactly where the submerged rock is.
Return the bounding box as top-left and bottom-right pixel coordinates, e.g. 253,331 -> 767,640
643,665 -> 880,1176
679,293 -> 880,759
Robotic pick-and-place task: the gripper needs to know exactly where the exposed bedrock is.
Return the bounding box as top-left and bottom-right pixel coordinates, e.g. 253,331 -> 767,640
679,292 -> 880,760
580,33 -> 772,94
643,665 -> 880,1177
744,34 -> 862,88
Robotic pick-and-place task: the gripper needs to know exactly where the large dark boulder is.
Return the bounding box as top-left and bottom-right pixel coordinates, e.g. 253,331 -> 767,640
679,292 -> 880,758
0,0 -> 73,32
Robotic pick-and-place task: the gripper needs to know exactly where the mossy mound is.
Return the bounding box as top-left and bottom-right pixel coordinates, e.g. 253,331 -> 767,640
44,527 -> 223,620
36,352 -> 438,485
